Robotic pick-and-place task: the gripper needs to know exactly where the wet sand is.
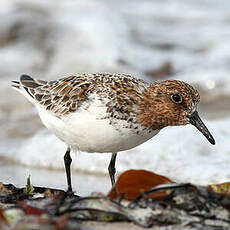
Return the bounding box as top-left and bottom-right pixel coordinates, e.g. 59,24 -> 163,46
0,159 -> 110,196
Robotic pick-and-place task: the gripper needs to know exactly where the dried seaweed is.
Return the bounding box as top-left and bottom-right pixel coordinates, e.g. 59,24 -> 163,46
1,171 -> 230,229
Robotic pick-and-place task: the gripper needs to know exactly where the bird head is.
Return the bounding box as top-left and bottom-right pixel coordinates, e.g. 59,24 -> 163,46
137,80 -> 215,145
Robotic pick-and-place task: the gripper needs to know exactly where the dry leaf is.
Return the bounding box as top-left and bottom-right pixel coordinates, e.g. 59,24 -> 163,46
108,169 -> 174,200
208,182 -> 230,196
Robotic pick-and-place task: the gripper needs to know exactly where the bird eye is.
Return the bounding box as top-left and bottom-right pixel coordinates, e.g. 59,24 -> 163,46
171,93 -> 182,104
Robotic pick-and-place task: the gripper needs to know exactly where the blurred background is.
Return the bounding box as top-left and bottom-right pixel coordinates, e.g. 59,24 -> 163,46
0,0 -> 230,195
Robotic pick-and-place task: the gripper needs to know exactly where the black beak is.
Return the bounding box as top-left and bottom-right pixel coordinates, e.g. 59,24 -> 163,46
187,111 -> 215,145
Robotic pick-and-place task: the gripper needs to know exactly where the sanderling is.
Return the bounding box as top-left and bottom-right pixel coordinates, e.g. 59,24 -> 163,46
12,73 -> 215,193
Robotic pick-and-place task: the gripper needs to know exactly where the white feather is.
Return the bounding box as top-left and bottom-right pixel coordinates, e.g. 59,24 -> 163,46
37,97 -> 159,153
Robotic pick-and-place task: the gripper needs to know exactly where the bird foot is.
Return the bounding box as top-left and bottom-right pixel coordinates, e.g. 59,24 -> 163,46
65,189 -> 80,198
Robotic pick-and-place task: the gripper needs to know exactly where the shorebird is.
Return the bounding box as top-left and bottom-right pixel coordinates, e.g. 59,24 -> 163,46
12,73 -> 215,193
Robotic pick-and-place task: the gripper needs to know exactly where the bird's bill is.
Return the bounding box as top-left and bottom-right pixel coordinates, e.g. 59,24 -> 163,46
187,111 -> 215,145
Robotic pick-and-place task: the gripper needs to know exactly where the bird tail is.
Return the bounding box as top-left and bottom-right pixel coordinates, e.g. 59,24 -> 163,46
12,74 -> 45,103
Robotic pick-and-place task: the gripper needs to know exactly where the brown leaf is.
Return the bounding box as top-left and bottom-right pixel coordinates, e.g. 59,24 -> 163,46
56,215 -> 69,229
19,201 -> 45,216
208,182 -> 230,196
0,183 -> 12,195
0,208 -> 8,224
108,169 -> 174,201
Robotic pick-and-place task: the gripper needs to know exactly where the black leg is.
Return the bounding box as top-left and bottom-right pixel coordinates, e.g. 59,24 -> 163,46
108,153 -> 117,186
64,147 -> 72,193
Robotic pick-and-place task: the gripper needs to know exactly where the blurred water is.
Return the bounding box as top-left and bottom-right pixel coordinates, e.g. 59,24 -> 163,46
0,0 -> 230,194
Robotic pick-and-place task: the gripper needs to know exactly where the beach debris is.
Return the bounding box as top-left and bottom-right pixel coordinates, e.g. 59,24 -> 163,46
208,182 -> 230,196
0,171 -> 230,229
108,169 -> 174,200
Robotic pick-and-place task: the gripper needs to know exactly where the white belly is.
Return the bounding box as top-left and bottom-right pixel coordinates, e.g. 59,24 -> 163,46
37,106 -> 159,153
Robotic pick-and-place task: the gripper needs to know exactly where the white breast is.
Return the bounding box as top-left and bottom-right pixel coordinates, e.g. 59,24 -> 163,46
36,99 -> 159,153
